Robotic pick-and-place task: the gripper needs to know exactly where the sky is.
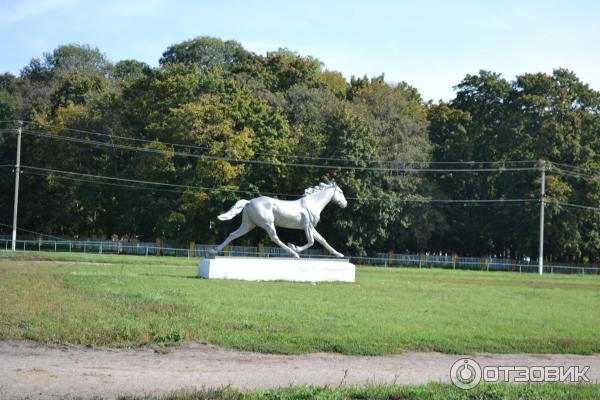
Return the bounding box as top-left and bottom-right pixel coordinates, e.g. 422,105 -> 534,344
0,0 -> 599,101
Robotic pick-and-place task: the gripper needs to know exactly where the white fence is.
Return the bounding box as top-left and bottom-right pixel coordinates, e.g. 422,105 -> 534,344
1,238 -> 599,275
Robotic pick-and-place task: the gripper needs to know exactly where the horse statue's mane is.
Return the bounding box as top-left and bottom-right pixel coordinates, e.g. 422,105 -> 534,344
303,181 -> 335,197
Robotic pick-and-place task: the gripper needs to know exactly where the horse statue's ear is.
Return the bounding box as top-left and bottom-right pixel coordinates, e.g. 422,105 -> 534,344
331,179 -> 337,187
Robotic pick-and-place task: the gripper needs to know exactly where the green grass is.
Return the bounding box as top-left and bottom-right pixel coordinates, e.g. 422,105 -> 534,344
1,251 -> 600,355
0,249 -> 195,265
115,383 -> 600,400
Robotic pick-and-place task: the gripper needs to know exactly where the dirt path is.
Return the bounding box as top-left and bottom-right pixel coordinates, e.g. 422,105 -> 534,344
1,341 -> 598,399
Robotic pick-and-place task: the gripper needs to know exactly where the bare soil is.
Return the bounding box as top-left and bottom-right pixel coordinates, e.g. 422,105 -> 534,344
2,341 -> 599,399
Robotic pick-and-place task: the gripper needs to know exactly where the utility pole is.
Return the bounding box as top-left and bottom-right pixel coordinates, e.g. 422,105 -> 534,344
538,160 -> 545,275
11,121 -> 22,251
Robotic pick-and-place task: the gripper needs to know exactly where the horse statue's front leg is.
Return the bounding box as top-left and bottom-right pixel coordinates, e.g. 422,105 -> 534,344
311,227 -> 344,258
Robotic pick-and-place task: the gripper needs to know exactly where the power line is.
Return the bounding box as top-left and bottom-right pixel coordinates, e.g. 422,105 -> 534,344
549,160 -> 597,175
14,119 -> 401,164
0,120 -> 21,125
21,165 -> 300,198
19,164 -> 537,204
551,167 -> 597,180
17,120 -> 538,166
406,198 -> 535,203
24,170 -> 539,207
0,221 -> 64,240
23,170 -> 187,195
548,200 -> 600,212
25,170 -> 536,205
428,202 -> 536,208
9,120 -> 600,175
22,129 -> 539,173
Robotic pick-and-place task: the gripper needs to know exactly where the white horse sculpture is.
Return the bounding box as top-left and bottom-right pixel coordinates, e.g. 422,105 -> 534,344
210,182 -> 347,258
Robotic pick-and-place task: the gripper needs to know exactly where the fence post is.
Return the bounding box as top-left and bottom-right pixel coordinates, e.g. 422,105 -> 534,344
258,241 -> 264,257
54,241 -> 57,252
84,241 -> 86,253
156,239 -> 162,256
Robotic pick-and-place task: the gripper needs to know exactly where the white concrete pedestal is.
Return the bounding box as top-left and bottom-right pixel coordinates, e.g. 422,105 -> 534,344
198,257 -> 355,282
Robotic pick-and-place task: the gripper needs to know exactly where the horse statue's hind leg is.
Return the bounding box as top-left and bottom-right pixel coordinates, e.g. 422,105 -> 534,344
210,212 -> 255,256
288,224 -> 314,254
289,224 -> 344,258
261,223 -> 300,258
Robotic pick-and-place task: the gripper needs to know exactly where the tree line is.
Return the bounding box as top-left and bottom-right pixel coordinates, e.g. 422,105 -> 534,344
1,37 -> 599,261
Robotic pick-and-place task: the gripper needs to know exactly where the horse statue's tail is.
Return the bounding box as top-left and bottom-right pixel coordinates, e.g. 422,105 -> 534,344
217,200 -> 250,221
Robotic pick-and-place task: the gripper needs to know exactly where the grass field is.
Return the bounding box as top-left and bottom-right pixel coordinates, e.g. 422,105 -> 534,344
101,383 -> 600,399
1,251 -> 599,355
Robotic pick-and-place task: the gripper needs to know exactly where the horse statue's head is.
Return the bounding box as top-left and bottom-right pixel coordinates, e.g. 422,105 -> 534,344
304,181 -> 347,208
330,181 -> 347,208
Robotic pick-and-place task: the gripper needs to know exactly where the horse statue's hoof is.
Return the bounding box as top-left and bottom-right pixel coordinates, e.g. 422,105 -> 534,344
335,253 -> 344,258
208,249 -> 218,259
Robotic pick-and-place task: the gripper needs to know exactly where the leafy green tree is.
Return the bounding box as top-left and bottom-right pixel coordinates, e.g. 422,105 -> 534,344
111,60 -> 151,80
352,78 -> 437,251
0,90 -> 17,126
430,69 -> 600,261
22,44 -> 111,80
0,73 -> 16,92
44,44 -> 111,76
20,58 -> 52,83
237,49 -> 323,92
317,70 -> 348,99
50,72 -> 108,112
160,36 -> 250,70
505,69 -> 600,261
